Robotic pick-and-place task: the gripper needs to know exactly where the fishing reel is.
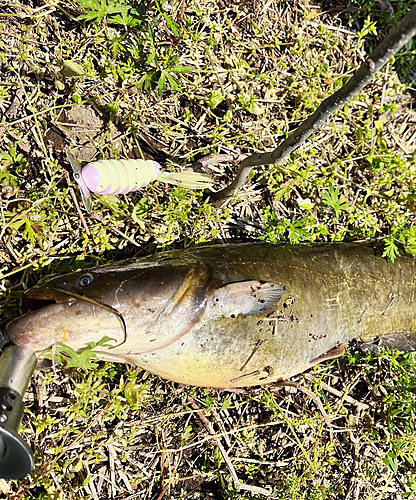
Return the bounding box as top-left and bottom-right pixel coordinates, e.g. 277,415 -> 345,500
0,332 -> 37,479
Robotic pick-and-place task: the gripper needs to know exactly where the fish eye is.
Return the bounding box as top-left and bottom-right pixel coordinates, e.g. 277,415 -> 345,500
78,274 -> 94,287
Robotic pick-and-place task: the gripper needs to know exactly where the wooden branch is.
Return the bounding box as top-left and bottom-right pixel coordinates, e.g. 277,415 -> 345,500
211,5 -> 416,203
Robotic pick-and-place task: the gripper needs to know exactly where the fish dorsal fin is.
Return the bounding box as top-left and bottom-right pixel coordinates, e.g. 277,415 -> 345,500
210,281 -> 285,318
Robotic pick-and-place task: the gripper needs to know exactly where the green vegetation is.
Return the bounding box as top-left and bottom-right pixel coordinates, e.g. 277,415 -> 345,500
0,0 -> 415,498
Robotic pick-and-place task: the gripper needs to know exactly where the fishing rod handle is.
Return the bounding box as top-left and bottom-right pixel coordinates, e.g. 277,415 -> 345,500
0,345 -> 37,479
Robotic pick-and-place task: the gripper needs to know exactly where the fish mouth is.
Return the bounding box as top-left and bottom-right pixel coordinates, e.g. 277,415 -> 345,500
22,287 -> 79,315
5,287 -> 83,351
22,285 -> 128,349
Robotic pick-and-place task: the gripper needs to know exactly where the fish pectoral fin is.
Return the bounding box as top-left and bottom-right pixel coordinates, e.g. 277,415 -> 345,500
309,343 -> 346,367
159,264 -> 209,317
210,280 -> 285,317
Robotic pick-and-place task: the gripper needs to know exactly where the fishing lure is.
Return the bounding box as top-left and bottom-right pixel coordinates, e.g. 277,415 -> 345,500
66,151 -> 213,212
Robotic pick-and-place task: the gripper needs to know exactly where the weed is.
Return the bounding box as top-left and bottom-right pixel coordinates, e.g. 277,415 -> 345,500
41,336 -> 117,369
322,186 -> 352,220
77,0 -> 140,25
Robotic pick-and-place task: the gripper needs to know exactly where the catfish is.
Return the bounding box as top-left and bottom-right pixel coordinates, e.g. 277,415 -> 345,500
5,242 -> 416,387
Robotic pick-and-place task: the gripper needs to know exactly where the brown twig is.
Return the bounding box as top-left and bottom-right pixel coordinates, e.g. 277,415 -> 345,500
188,396 -> 273,497
210,5 -> 416,203
303,374 -> 369,412
297,385 -> 334,442
157,445 -> 182,500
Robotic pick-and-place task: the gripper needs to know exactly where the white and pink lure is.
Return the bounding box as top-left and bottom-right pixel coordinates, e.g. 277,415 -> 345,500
78,159 -> 162,196
67,152 -> 213,212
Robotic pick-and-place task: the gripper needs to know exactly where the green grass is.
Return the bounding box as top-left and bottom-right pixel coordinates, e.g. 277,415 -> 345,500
1,0 -> 416,498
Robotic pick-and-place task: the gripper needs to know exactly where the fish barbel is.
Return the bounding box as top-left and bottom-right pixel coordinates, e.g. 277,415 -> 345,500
5,243 -> 416,387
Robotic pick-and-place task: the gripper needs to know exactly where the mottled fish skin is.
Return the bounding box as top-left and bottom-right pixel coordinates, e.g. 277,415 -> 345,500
5,243 -> 416,387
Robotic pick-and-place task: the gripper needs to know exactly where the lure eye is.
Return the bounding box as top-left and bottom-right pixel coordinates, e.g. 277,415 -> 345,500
78,274 -> 94,287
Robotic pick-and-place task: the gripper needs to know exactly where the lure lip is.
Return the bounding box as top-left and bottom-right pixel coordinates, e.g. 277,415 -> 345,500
66,150 -> 92,213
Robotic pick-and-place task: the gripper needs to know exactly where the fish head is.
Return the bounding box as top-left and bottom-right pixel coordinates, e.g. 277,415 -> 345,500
5,269 -> 124,352
5,262 -> 211,354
